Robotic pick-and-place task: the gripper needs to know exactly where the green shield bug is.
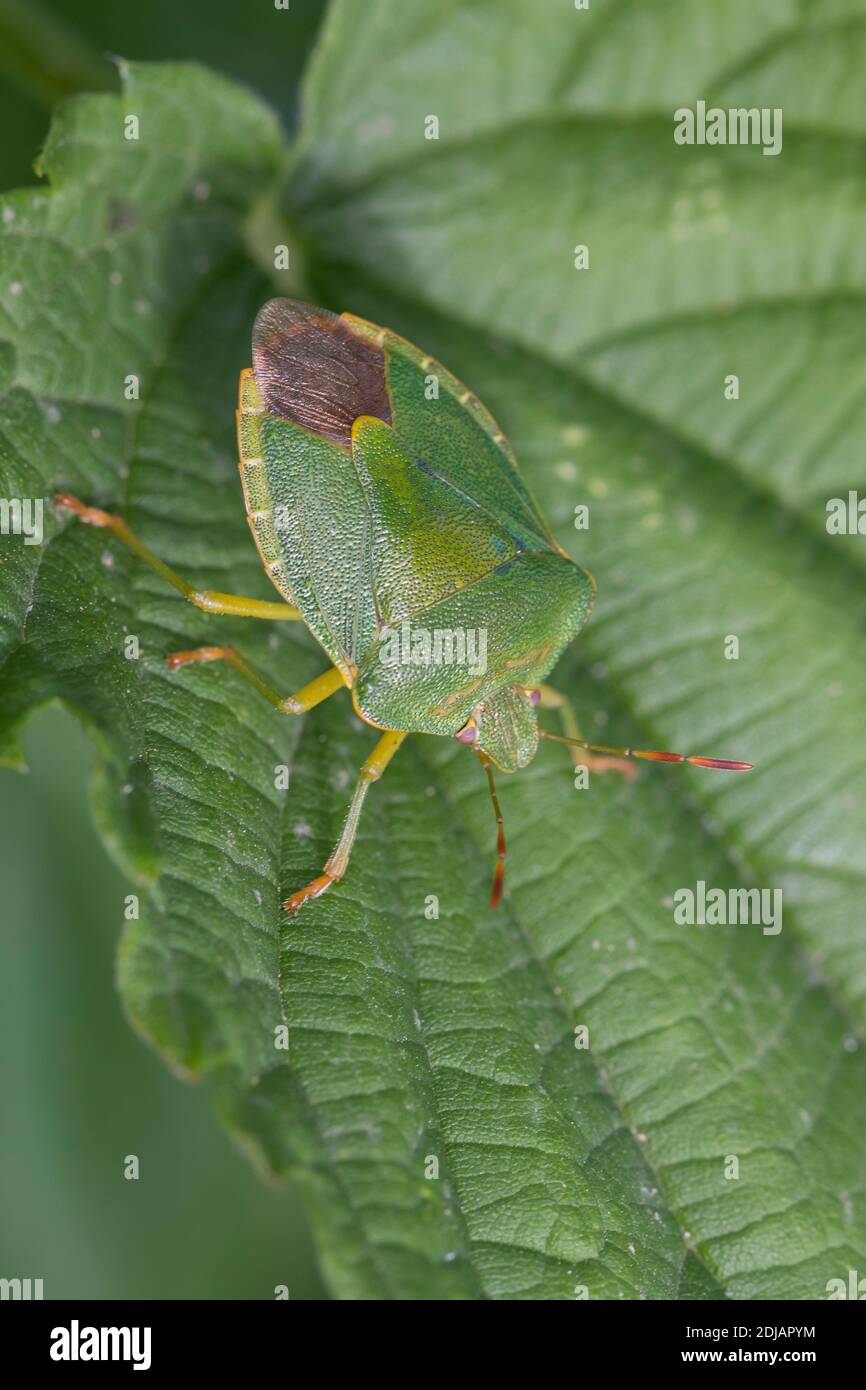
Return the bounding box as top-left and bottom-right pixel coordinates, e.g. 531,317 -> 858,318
57,298 -> 751,912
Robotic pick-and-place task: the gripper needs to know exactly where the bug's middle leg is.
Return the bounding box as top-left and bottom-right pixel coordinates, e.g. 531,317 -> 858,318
283,729 -> 407,914
536,684 -> 637,779
167,645 -> 346,714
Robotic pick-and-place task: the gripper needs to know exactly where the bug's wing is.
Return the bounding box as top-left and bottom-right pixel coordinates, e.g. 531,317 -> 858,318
252,299 -> 391,446
345,313 -> 554,549
350,414 -> 544,626
354,549 -> 595,738
243,300 -> 401,674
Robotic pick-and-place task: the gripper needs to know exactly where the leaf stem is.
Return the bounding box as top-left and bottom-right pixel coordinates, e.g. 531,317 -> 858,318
243,188 -> 312,298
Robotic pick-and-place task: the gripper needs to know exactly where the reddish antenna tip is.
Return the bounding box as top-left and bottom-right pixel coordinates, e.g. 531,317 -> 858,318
478,751 -> 507,908
490,860 -> 504,909
687,756 -> 753,772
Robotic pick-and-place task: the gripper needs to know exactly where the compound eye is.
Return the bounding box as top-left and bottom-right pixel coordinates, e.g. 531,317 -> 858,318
455,719 -> 477,745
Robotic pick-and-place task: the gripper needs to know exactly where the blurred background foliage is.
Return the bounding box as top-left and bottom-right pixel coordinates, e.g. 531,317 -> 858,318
0,0 -> 324,186
0,0 -> 328,1300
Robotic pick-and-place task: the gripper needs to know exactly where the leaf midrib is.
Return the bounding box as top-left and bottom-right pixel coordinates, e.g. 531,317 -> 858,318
292,108 -> 866,211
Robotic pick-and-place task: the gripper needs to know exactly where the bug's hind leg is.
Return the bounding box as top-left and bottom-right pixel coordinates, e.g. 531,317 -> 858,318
167,646 -> 345,714
55,493 -> 300,620
536,684 -> 637,780
284,730 -> 407,914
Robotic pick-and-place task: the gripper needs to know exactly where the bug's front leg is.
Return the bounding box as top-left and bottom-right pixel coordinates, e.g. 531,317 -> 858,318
55,493 -> 300,621
283,729 -> 407,914
536,684 -> 637,780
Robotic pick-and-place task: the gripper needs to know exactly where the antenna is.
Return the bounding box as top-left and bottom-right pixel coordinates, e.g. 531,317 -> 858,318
477,751 -> 507,907
539,729 -> 752,772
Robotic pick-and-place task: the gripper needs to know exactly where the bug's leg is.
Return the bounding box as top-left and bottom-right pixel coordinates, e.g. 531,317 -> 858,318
167,645 -> 346,714
55,493 -> 300,620
283,729 -> 407,914
535,683 -> 637,780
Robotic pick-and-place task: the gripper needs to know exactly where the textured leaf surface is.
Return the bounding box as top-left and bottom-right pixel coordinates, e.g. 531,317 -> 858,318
1,7 -> 865,1300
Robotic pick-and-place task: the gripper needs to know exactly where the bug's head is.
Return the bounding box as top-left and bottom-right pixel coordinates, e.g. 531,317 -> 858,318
455,684 -> 540,774
458,684 -> 752,911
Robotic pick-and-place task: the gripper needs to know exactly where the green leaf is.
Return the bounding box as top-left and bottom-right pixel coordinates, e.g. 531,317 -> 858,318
2,4 -> 866,1300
